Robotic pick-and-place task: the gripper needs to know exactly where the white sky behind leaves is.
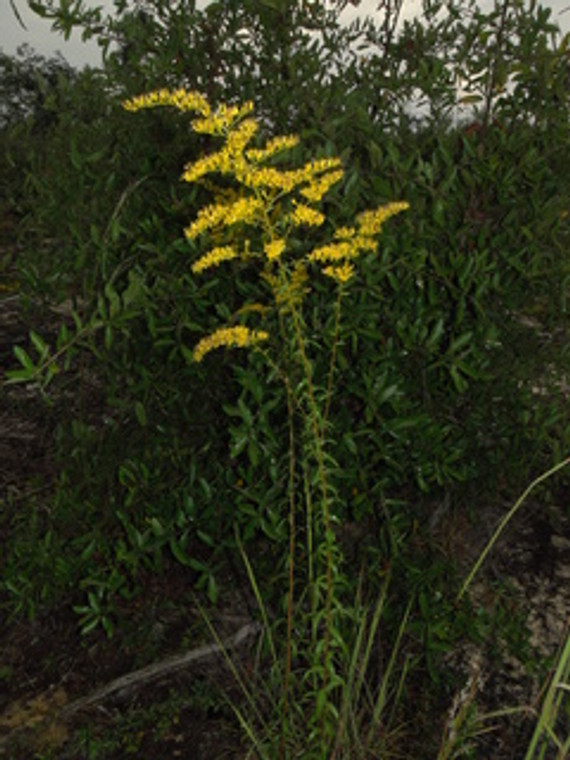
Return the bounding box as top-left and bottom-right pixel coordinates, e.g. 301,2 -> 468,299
1,0 -> 569,69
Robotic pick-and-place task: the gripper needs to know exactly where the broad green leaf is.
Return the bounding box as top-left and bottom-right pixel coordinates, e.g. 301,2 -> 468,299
134,401 -> 147,427
13,346 -> 35,372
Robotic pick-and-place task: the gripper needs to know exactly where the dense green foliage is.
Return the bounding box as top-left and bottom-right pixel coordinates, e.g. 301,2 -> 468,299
2,0 -> 570,756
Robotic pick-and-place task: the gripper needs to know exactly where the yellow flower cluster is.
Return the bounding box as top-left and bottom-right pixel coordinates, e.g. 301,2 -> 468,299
356,202 -> 410,236
334,226 -> 356,240
182,150 -> 233,183
322,263 -> 355,283
181,121 -> 257,183
185,196 -> 264,239
306,201 -> 409,279
226,119 -> 259,153
123,88 -> 256,139
192,246 -> 238,274
246,135 -> 300,163
264,239 -> 287,261
300,169 -> 344,203
308,241 -> 355,263
241,166 -> 297,191
125,87 -> 411,360
193,326 -> 269,362
123,88 -> 210,115
190,102 -> 254,134
239,157 -> 342,195
288,203 -> 325,227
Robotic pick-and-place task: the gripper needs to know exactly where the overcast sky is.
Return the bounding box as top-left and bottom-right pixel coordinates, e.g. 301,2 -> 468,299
1,0 -> 569,68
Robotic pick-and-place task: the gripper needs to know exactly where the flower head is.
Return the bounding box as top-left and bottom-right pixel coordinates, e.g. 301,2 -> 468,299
193,326 -> 269,362
185,196 -> 264,239
288,203 -> 326,228
356,201 -> 410,236
191,102 -> 255,134
123,88 -> 210,116
322,263 -> 355,283
307,241 -> 356,263
300,169 -> 344,203
264,239 -> 287,261
192,246 -> 238,274
182,149 -> 233,183
246,135 -> 300,163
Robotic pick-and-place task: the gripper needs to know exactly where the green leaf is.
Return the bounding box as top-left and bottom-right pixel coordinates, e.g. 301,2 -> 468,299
102,617 -> 115,638
426,318 -> 445,350
70,138 -> 82,170
180,344 -> 195,364
199,478 -> 212,499
122,270 -> 145,308
448,331 -> 473,355
197,530 -> 214,547
231,434 -> 249,458
450,365 -> 468,393
459,94 -> 483,105
343,433 -> 358,454
5,368 -> 34,384
248,440 -> 260,467
79,616 -> 101,635
207,574 -> 218,605
104,324 -> 113,350
237,397 -> 253,427
148,517 -> 164,536
134,401 -> 147,427
170,539 -> 192,567
29,330 -> 49,358
13,346 -> 35,372
104,282 -> 121,319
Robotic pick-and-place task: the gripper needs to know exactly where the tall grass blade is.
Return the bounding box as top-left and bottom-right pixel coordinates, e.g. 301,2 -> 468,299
524,627 -> 570,760
236,529 -> 278,666
458,457 -> 570,601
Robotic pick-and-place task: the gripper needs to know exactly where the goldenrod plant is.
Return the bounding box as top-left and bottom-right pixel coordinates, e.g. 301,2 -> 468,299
123,88 -> 408,757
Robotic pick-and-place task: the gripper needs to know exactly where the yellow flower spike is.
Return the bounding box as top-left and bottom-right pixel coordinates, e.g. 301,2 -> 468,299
182,150 -> 230,183
302,157 -> 343,178
241,157 -> 342,194
322,263 -> 355,283
307,241 -> 356,263
288,203 -> 326,227
192,246 -> 238,274
300,169 -> 344,203
191,101 -> 255,135
193,326 -> 269,362
184,196 -> 264,239
184,204 -> 227,239
241,167 -> 298,192
353,236 -> 378,254
123,88 -> 210,116
223,196 -> 265,226
226,119 -> 260,153
356,201 -> 410,236
264,239 -> 287,261
246,134 -> 300,163
334,226 -> 357,240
